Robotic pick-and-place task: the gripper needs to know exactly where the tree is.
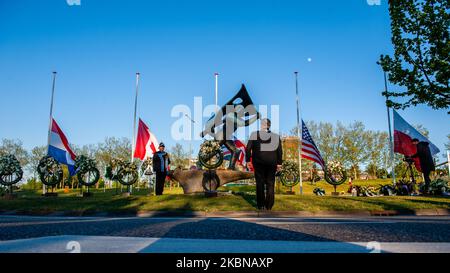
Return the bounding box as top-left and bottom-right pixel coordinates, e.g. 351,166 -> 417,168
379,0 -> 450,112
0,139 -> 29,166
342,122 -> 370,179
27,146 -> 46,179
366,131 -> 390,177
170,143 -> 189,169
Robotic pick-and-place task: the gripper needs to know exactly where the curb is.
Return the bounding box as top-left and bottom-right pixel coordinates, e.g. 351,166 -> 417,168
1,209 -> 449,218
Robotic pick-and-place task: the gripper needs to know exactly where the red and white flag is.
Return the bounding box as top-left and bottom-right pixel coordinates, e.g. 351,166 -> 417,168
133,118 -> 159,160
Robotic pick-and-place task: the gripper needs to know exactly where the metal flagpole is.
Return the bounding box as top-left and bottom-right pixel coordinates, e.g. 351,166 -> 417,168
44,71 -> 57,195
214,72 -> 219,107
384,72 -> 396,186
131,72 -> 140,194
447,151 -> 450,179
294,72 -> 303,195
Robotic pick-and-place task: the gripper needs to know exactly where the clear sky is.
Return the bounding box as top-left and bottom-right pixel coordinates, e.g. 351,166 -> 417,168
0,0 -> 448,160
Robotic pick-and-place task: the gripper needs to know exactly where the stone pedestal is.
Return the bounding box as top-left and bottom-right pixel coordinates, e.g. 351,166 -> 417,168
169,169 -> 255,194
121,192 -> 131,197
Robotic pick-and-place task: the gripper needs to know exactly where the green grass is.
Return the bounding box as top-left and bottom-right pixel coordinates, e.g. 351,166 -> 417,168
0,179 -> 449,215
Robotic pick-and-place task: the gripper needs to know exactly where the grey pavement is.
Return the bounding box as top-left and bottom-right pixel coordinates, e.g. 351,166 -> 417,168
1,215 -> 450,253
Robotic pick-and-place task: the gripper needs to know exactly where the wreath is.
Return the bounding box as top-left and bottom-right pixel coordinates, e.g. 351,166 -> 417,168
324,161 -> 347,186
75,155 -> 100,187
198,140 -> 224,169
37,156 -> 63,186
0,154 -> 23,186
141,158 -> 153,175
105,158 -> 138,186
279,160 -> 300,187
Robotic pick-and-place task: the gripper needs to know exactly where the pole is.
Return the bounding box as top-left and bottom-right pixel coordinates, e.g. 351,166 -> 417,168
384,72 -> 396,186
294,72 -> 303,195
132,72 -> 140,163
44,72 -> 57,195
214,72 -> 219,108
447,151 -> 450,178
130,72 -> 140,194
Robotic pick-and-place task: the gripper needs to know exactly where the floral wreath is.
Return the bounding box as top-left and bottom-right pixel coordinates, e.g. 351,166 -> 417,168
198,140 -> 224,169
141,158 -> 153,175
324,160 -> 347,186
0,154 -> 23,186
105,158 -> 138,186
279,160 -> 300,187
75,155 -> 100,187
37,156 -> 63,186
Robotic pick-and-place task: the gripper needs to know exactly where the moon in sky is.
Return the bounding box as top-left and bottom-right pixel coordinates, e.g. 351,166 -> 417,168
307,58 -> 312,62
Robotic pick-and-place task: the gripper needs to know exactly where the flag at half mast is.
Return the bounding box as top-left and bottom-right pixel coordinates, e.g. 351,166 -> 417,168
133,118 -> 159,160
301,120 -> 326,169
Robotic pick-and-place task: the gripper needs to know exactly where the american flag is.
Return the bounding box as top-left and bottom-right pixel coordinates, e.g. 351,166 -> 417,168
301,120 -> 326,169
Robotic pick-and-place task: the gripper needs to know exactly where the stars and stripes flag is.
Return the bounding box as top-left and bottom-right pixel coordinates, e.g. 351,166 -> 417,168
301,120 -> 326,169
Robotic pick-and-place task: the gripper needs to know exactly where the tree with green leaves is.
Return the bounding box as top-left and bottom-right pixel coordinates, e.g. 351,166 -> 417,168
366,131 -> 390,178
379,0 -> 449,112
27,145 -> 46,179
0,139 -> 29,166
342,122 -> 370,180
170,143 -> 190,169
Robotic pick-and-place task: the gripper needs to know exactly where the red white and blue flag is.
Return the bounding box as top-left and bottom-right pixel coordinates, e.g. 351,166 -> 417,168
222,136 -> 249,168
133,118 -> 159,160
48,118 -> 77,176
301,120 -> 326,169
393,110 -> 440,172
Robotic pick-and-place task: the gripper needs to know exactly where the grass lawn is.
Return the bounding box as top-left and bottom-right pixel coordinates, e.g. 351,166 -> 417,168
0,179 -> 449,215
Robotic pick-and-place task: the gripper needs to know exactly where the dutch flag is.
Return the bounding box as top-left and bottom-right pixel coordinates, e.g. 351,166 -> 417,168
48,118 -> 77,176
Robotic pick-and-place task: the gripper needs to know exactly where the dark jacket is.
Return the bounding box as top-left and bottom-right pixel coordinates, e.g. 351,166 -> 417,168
152,151 -> 171,173
412,141 -> 435,173
246,130 -> 283,166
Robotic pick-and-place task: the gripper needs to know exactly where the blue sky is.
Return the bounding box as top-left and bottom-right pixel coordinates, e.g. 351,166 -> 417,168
0,0 -> 448,160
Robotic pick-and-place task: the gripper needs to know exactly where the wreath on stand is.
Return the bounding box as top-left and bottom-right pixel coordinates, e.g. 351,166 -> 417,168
105,158 -> 138,186
324,161 -> 347,194
198,140 -> 224,169
37,156 -> 63,188
0,155 -> 23,190
279,160 -> 300,188
75,155 -> 100,187
141,158 -> 153,175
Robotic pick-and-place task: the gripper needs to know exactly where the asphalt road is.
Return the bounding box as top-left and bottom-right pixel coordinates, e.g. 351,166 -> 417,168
1,215 -> 450,252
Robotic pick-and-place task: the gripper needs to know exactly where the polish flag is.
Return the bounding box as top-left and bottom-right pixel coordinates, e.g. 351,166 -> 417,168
133,118 -> 159,160
48,118 -> 77,176
393,110 -> 440,172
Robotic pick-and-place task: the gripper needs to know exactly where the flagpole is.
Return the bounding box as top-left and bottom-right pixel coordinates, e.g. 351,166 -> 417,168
294,72 -> 303,195
131,72 -> 140,194
214,72 -> 219,108
384,72 -> 396,186
132,72 -> 140,163
44,71 -> 57,195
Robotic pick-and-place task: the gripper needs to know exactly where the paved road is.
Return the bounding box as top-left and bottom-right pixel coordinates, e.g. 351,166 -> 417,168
1,215 -> 450,252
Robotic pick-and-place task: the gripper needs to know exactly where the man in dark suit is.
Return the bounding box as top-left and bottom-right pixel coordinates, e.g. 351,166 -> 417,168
410,138 -> 435,194
152,142 -> 171,195
245,118 -> 283,210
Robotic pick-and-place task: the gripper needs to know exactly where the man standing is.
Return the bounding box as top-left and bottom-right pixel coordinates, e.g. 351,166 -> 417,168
245,118 -> 283,210
152,142 -> 171,195
410,138 -> 435,194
